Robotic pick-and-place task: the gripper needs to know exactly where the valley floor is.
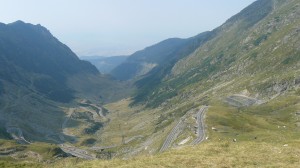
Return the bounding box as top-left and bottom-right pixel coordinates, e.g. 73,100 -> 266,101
1,93 -> 300,168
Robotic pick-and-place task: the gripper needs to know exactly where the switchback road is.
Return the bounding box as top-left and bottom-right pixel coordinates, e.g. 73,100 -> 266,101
192,106 -> 208,145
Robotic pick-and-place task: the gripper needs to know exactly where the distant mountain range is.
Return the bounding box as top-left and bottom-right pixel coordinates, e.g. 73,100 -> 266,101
81,55 -> 127,74
110,38 -> 189,80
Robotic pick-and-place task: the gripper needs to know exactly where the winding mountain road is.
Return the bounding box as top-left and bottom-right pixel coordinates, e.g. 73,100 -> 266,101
159,119 -> 184,152
80,101 -> 105,118
192,106 -> 208,145
6,126 -> 30,144
226,94 -> 257,107
60,108 -> 77,142
159,106 -> 208,152
3,91 -> 34,144
59,105 -> 102,160
90,145 -> 117,151
60,144 -> 94,160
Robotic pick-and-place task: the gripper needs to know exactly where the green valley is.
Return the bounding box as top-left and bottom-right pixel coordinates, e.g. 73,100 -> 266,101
0,0 -> 300,167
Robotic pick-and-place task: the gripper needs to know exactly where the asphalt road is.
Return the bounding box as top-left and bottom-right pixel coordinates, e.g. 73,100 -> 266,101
160,106 -> 208,152
226,94 -> 257,107
90,145 -> 117,151
3,92 -> 34,144
192,106 -> 208,145
6,126 -> 31,144
159,119 -> 183,152
60,144 -> 94,160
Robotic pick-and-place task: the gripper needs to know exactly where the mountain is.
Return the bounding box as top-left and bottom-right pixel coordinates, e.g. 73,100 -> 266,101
132,0 -> 296,107
0,21 -> 130,142
0,21 -> 99,102
81,55 -> 127,74
110,38 -> 189,80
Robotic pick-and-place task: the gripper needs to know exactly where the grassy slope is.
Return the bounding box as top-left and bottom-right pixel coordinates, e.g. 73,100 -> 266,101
50,141 -> 300,168
0,139 -> 63,168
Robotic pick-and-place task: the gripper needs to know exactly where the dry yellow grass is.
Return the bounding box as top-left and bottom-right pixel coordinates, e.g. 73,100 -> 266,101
49,140 -> 300,168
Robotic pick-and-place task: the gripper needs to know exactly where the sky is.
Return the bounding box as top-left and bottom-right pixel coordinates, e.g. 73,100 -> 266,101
0,0 -> 256,57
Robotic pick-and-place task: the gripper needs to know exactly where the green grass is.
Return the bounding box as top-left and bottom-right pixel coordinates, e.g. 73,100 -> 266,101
206,93 -> 300,142
0,161 -> 42,168
0,140 -> 59,168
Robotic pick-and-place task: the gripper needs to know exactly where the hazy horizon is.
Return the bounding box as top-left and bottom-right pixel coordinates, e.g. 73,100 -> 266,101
0,0 -> 256,57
